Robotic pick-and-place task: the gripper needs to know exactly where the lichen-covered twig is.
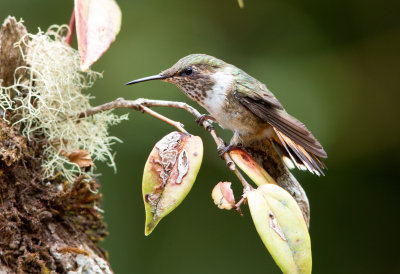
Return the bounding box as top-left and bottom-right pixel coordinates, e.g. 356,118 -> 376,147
78,97 -> 254,197
0,25 -> 125,183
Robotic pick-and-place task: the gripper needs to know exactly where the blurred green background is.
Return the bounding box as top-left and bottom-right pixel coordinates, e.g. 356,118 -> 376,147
2,0 -> 400,273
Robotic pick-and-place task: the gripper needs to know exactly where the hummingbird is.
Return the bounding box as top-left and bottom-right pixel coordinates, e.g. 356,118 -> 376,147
126,54 -> 327,176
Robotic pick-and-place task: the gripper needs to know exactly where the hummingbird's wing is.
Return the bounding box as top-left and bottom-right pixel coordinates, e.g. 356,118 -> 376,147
234,81 -> 327,175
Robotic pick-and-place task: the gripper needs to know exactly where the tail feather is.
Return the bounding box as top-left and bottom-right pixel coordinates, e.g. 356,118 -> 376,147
273,127 -> 326,176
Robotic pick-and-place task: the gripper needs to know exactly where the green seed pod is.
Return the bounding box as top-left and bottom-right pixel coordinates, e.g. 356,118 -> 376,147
247,184 -> 312,274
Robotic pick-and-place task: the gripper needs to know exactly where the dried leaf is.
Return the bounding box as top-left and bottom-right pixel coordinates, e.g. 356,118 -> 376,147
75,0 -> 122,71
211,182 -> 236,210
230,148 -> 276,186
61,149 -> 94,168
247,184 -> 311,273
142,132 -> 203,235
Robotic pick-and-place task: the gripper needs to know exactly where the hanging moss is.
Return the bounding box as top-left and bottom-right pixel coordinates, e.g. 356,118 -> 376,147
0,24 -> 127,183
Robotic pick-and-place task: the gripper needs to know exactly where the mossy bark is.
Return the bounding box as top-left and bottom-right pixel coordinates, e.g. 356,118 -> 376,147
0,17 -> 112,274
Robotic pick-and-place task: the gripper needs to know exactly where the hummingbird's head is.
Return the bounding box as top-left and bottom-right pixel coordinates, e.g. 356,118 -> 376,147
126,54 -> 229,104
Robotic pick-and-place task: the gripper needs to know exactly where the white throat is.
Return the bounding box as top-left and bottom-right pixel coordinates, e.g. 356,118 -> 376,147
203,67 -> 233,115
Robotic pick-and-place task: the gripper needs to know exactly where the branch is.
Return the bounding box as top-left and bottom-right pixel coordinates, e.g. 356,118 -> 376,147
78,97 -> 254,198
78,97 -> 312,225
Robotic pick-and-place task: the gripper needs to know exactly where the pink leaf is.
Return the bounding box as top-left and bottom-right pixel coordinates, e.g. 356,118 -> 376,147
75,0 -> 122,71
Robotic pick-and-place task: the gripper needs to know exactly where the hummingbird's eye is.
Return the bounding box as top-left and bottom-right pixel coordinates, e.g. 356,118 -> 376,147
180,67 -> 193,76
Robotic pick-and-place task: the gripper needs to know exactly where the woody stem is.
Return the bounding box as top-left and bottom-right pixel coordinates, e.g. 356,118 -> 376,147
78,97 -> 252,190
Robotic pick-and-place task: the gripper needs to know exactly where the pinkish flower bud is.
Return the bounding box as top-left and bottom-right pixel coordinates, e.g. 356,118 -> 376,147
212,182 -> 236,210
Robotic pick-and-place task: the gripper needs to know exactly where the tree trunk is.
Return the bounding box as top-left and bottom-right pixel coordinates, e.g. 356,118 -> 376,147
0,16 -> 112,274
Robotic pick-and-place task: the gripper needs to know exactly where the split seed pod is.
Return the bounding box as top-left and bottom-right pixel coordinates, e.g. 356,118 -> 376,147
142,132 -> 203,235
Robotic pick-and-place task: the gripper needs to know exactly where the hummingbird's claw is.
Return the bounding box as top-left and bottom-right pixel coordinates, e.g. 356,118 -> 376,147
195,114 -> 216,127
218,144 -> 235,158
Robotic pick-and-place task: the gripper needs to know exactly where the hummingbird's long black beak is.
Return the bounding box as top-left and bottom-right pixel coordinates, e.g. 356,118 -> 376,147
125,74 -> 166,85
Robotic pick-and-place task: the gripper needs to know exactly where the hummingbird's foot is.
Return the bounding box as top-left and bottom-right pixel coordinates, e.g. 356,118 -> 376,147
196,114 -> 216,127
217,144 -> 236,158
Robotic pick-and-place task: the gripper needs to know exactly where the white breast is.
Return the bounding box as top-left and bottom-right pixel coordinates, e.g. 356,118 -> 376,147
203,67 -> 233,116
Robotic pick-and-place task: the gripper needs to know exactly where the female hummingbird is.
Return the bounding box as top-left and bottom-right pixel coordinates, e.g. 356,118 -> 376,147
126,54 -> 327,176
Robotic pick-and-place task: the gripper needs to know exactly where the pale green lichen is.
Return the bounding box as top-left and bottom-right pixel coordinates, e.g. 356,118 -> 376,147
0,25 -> 127,182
